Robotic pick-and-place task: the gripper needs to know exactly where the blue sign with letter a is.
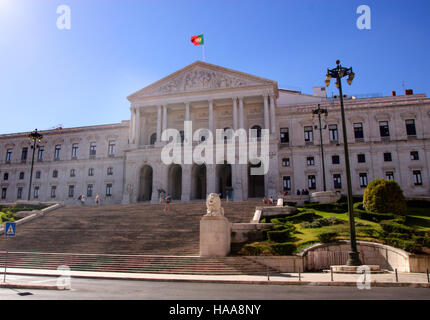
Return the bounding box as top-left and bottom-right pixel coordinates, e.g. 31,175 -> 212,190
5,222 -> 16,237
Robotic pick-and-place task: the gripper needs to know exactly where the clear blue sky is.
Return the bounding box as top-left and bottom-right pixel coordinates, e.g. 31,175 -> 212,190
0,0 -> 429,134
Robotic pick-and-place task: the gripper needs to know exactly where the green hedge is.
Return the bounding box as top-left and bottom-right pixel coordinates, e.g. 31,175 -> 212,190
267,230 -> 294,243
303,202 -> 348,213
300,216 -> 345,229
269,243 -> 297,255
380,221 -> 413,234
406,200 -> 430,209
384,238 -> 422,253
317,232 -> 339,243
283,211 -> 321,223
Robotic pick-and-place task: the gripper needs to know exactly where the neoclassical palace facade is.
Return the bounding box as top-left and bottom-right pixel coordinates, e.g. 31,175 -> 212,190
1,61 -> 429,205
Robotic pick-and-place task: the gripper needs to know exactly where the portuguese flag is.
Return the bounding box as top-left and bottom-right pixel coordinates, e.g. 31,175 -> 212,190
191,34 -> 204,46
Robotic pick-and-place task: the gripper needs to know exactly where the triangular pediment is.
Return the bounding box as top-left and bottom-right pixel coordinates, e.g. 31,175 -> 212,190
128,61 -> 276,100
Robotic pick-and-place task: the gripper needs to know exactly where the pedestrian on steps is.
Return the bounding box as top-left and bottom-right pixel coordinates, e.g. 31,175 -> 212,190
95,194 -> 100,206
164,194 -> 171,213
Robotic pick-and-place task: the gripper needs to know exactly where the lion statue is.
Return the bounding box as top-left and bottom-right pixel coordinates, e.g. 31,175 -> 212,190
205,193 -> 224,217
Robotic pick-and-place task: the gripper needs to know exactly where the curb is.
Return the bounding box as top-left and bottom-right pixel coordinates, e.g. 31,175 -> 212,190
3,270 -> 430,288
0,282 -> 67,290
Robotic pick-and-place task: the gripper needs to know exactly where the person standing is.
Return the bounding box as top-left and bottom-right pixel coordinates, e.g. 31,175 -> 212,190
95,194 -> 100,206
164,194 -> 171,213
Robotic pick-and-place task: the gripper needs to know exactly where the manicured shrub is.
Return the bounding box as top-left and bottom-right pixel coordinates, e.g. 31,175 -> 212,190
386,233 -> 411,240
267,230 -> 294,243
380,220 -> 413,234
384,238 -> 422,253
284,211 -> 321,223
303,202 -> 348,213
300,216 -> 345,229
317,232 -> 338,243
363,179 -> 407,215
406,200 -> 430,209
285,202 -> 297,207
355,210 -> 396,222
269,243 -> 297,255
239,244 -> 265,256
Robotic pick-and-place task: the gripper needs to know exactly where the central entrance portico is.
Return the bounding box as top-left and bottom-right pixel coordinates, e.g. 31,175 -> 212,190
124,61 -> 280,204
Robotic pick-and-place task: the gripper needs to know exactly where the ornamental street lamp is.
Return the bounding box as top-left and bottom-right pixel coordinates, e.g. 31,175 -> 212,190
312,104 -> 328,191
325,60 -> 362,266
27,129 -> 43,201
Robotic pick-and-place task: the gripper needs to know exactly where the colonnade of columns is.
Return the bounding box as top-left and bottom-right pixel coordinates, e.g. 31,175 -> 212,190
129,93 -> 277,147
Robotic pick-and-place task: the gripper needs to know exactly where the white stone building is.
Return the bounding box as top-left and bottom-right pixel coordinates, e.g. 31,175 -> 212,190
1,61 -> 429,205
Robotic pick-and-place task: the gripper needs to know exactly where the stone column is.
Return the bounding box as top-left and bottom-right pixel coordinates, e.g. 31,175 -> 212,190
269,94 -> 276,135
135,107 -> 141,146
238,97 -> 244,130
162,104 -> 167,133
208,100 -> 214,141
206,164 -> 216,194
263,94 -> 270,131
232,97 -> 238,130
185,102 -> 190,122
129,107 -> 135,145
156,105 -> 162,143
181,164 -> 191,202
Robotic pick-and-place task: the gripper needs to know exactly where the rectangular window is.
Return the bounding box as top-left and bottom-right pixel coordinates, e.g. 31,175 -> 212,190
410,151 -> 419,160
308,175 -> 316,190
405,119 -> 416,136
68,185 -> 75,198
87,184 -> 93,197
51,186 -> 57,198
34,186 -> 39,199
21,147 -> 28,162
17,187 -> 23,199
3,173 -> 8,181
70,169 -> 76,177
106,184 -> 113,197
357,154 -> 366,163
384,153 -> 392,162
329,124 -> 338,142
332,155 -> 340,165
280,128 -> 289,144
72,144 -> 79,158
107,167 -> 113,176
88,168 -> 94,176
379,121 -> 390,138
333,174 -> 342,189
282,158 -> 290,167
19,172 -> 24,180
354,122 -> 364,140
54,145 -> 61,160
413,170 -> 423,186
108,141 -> 116,156
386,171 -> 394,180
6,149 -> 12,162
37,146 -> 44,161
283,176 -> 291,191
307,157 -> 315,166
53,170 -> 58,178
359,173 -> 368,188
36,171 -> 41,179
89,142 -> 97,157
1,188 -> 7,200
304,126 -> 313,144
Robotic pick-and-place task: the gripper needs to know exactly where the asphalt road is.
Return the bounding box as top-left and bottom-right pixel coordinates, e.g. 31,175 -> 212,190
0,275 -> 429,300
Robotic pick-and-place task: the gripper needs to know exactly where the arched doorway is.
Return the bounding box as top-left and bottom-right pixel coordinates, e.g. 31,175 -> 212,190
248,161 -> 265,198
191,164 -> 206,200
168,164 -> 182,200
216,162 -> 232,199
139,165 -> 153,201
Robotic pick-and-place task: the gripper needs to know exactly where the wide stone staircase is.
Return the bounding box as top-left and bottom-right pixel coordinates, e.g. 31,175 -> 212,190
0,201 -> 277,275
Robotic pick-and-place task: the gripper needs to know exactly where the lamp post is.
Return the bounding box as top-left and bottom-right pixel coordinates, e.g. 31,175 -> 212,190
27,129 -> 43,201
325,60 -> 362,266
312,104 -> 328,191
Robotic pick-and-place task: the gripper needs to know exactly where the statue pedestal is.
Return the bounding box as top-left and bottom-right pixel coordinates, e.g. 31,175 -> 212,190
200,215 -> 231,257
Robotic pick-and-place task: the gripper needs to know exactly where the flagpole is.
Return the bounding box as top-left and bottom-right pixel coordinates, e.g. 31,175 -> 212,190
202,44 -> 205,62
